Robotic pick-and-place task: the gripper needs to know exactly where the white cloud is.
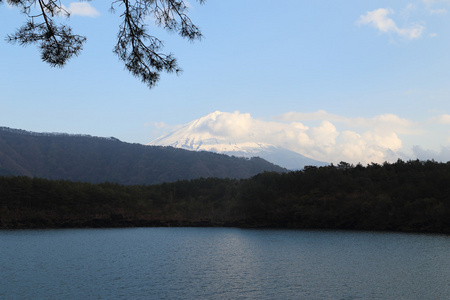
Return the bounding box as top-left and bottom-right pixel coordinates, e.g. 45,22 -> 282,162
152,110 -> 450,165
183,111 -> 415,164
310,121 -> 339,147
363,131 -> 402,150
355,114 -> 418,135
357,8 -> 424,40
435,114 -> 450,124
197,111 -> 253,139
63,2 -> 100,17
278,111 -> 418,136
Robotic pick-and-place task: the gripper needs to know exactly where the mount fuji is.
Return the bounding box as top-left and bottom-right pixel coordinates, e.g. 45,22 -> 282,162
148,111 -> 328,170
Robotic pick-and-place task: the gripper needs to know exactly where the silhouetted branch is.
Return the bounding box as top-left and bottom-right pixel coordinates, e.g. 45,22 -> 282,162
4,0 -> 204,87
6,0 -> 86,67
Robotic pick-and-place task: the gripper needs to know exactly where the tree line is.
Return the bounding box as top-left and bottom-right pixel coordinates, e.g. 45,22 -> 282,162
1,159 -> 450,233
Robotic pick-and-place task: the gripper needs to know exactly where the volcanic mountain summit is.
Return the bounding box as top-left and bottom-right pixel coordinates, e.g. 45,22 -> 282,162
148,111 -> 328,170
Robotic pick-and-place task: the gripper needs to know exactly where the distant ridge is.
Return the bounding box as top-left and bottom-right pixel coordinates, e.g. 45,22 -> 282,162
148,111 -> 329,170
0,126 -> 286,185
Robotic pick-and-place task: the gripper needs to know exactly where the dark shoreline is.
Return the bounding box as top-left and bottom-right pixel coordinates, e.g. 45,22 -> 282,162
2,160 -> 450,234
2,219 -> 449,235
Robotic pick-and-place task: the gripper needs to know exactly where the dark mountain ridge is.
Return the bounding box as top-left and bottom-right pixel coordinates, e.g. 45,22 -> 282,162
0,126 -> 286,184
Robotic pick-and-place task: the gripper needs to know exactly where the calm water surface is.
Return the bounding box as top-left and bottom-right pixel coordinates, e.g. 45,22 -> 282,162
1,228 -> 449,299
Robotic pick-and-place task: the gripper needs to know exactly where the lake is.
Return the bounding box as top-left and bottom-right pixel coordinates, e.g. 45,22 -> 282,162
1,228 -> 449,299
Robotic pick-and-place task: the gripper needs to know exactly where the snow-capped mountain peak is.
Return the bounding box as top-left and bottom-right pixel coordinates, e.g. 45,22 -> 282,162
148,111 -> 328,170
149,111 -> 267,153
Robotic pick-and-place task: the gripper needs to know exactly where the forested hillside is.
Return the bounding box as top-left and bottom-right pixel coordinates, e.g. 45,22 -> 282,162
1,160 -> 449,233
0,127 -> 286,184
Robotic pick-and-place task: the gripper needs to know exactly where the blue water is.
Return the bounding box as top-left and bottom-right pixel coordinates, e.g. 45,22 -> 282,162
1,228 -> 449,299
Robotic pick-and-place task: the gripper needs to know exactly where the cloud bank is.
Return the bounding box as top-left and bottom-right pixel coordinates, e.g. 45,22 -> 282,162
154,111 -> 450,165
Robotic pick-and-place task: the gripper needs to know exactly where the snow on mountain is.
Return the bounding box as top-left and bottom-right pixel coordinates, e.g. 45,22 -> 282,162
148,111 -> 329,170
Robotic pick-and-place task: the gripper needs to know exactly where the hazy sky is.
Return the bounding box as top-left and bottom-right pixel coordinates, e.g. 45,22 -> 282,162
2,0 -> 450,164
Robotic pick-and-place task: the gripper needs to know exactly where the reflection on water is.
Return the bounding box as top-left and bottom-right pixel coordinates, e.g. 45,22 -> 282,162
1,228 -> 450,299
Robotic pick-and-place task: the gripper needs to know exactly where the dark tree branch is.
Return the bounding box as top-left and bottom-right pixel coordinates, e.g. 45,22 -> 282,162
4,0 -> 205,88
5,0 -> 86,67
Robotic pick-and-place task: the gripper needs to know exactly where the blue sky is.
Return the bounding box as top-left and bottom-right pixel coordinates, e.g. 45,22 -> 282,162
1,0 -> 450,164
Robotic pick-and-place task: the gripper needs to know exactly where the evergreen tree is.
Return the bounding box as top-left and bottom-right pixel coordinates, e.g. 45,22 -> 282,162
2,0 -> 204,88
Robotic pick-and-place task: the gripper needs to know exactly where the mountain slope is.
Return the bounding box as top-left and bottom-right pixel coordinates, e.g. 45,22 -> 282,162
148,111 -> 328,170
0,127 -> 286,185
